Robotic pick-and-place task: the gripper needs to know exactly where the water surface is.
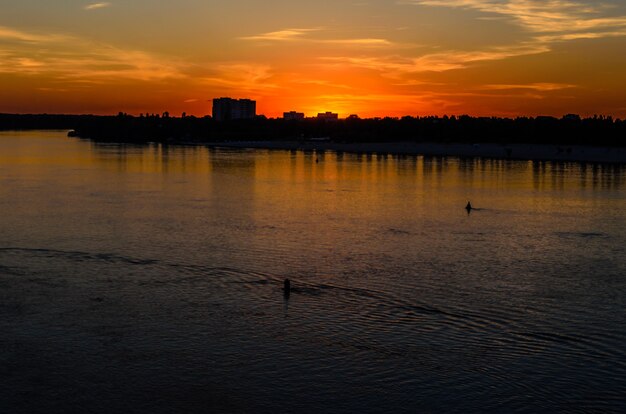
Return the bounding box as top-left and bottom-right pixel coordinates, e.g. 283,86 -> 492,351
1,131 -> 625,413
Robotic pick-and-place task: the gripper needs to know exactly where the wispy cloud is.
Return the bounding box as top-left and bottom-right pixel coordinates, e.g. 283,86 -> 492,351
240,28 -> 320,41
320,41 -> 549,75
402,0 -> 626,36
482,83 -> 577,91
241,27 -> 392,47
324,38 -> 392,46
0,25 -> 70,43
536,29 -> 626,42
200,63 -> 278,93
84,2 -> 112,10
412,43 -> 550,71
0,25 -> 187,82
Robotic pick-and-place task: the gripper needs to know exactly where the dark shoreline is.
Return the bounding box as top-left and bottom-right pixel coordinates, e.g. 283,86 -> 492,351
3,112 -> 625,145
2,112 -> 625,163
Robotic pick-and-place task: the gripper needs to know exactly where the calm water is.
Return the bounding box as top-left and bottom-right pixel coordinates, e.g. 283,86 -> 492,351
1,130 -> 625,413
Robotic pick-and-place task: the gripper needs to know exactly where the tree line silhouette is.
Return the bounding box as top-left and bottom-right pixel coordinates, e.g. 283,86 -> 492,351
1,112 -> 624,146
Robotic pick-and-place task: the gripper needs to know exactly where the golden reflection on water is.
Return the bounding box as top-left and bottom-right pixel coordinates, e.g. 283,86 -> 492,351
1,131 -> 624,195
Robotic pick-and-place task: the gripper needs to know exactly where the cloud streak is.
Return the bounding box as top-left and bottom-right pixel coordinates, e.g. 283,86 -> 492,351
241,28 -> 392,47
403,0 -> 626,36
482,83 -> 577,91
320,41 -> 550,75
240,28 -> 320,41
0,25 -> 70,43
199,63 -> 278,93
84,2 -> 112,10
0,25 -> 187,82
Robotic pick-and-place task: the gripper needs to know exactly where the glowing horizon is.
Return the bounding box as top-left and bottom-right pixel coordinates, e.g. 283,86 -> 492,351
2,1 -> 626,118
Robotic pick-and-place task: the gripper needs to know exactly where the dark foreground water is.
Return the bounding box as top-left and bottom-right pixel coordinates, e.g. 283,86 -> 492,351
1,131 -> 625,413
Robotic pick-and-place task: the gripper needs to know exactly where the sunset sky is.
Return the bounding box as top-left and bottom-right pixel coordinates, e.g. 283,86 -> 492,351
2,0 -> 626,118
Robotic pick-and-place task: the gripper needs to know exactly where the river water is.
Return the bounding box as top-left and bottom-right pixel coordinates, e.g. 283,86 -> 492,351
1,130 -> 625,413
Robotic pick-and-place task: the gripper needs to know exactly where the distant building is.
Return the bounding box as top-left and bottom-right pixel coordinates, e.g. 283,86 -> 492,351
283,111 -> 305,120
317,112 -> 339,121
346,114 -> 360,120
562,114 -> 581,121
212,98 -> 256,121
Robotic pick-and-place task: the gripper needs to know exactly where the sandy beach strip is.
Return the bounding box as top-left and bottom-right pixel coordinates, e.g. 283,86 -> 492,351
204,141 -> 626,164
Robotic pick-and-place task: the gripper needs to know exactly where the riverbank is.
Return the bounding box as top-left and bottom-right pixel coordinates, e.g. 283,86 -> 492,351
205,141 -> 626,164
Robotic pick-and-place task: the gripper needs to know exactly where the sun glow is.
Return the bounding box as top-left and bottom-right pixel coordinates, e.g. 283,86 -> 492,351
1,1 -> 626,117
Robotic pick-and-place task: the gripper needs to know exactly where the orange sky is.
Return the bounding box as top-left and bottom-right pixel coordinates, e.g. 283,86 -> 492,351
2,1 -> 626,118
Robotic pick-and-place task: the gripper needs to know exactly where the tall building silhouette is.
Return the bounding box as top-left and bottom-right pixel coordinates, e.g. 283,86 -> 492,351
317,112 -> 339,121
212,98 -> 256,121
283,111 -> 305,120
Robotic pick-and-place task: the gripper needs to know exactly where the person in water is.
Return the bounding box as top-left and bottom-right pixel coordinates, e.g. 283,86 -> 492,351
283,279 -> 291,298
466,201 -> 472,210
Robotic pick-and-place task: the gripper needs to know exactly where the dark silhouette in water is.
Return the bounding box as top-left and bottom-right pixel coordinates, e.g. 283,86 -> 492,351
283,279 -> 291,298
466,201 -> 473,212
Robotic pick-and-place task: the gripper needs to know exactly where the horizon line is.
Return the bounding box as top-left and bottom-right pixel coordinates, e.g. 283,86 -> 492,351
1,111 -> 623,121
